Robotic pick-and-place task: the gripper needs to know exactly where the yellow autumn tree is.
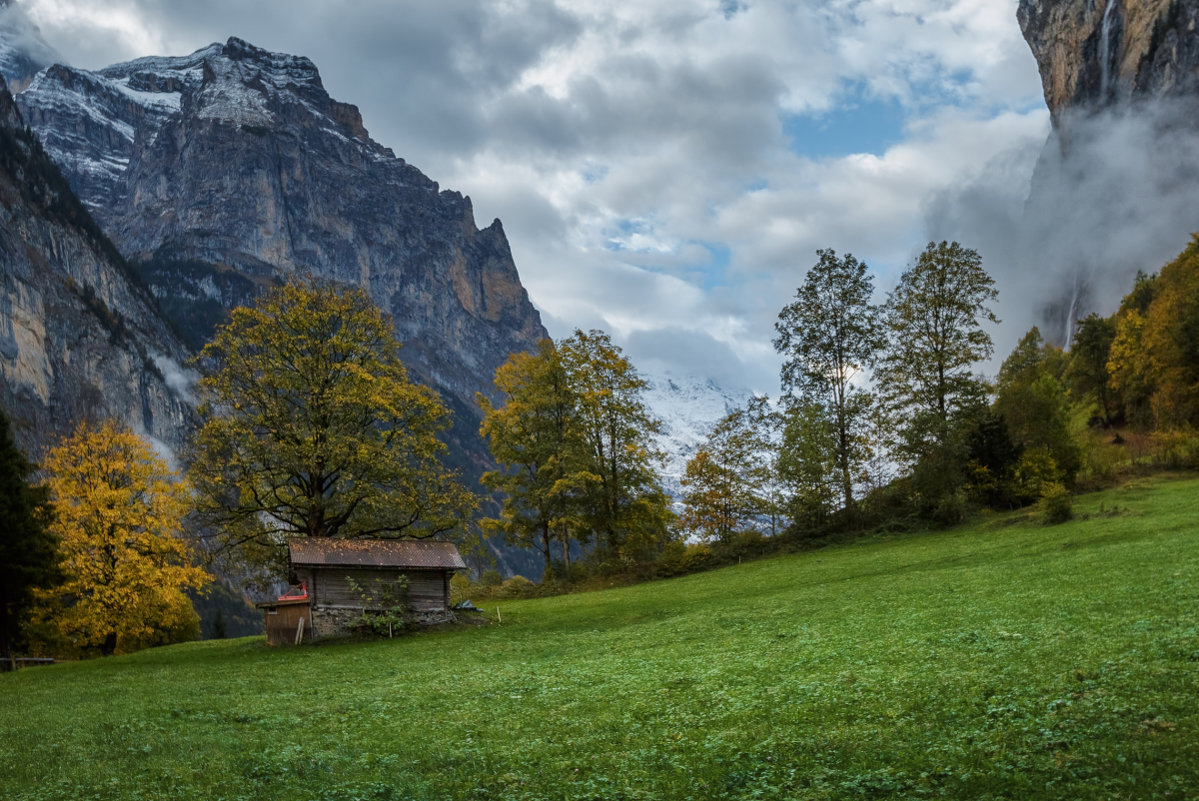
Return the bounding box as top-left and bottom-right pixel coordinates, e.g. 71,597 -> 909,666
30,421 -> 210,657
1143,235 -> 1199,429
189,278 -> 476,586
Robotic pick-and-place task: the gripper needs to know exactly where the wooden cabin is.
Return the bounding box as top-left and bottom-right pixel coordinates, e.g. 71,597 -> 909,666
285,538 -> 466,640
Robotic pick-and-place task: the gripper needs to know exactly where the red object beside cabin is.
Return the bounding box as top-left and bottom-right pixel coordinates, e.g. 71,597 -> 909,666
278,580 -> 307,600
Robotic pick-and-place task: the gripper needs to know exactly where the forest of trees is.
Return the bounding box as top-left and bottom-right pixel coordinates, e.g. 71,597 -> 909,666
5,233 -> 1199,657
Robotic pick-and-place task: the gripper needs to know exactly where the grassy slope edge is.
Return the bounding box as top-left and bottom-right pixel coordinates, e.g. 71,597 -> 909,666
2,475 -> 1197,800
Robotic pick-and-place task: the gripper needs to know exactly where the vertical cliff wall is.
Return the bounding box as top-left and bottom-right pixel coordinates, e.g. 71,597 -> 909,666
0,84 -> 192,456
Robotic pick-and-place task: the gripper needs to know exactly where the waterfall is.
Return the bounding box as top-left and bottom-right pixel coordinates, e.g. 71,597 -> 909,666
1099,0 -> 1118,101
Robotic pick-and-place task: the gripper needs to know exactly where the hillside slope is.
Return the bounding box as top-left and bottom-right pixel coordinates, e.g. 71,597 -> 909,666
3,475 -> 1197,799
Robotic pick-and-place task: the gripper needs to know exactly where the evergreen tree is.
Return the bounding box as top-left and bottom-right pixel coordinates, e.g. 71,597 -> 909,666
0,408 -> 59,664
1065,313 -> 1118,426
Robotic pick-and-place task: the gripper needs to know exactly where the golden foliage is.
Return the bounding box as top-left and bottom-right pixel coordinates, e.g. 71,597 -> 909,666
30,420 -> 209,657
190,278 -> 476,584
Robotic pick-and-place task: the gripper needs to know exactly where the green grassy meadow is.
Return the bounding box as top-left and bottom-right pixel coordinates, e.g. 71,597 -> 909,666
3,475 -> 1199,800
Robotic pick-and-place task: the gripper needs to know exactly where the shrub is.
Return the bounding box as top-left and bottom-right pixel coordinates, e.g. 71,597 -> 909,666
1151,428 -> 1199,469
932,489 -> 971,527
1039,482 -> 1073,525
654,541 -> 688,578
497,575 -> 536,599
1012,447 -> 1061,506
680,543 -> 713,573
449,573 -> 472,605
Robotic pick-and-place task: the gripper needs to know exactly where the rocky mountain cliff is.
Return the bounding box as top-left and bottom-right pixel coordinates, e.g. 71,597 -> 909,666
1019,0 -> 1199,123
13,36 -> 547,412
1014,0 -> 1199,344
0,83 -> 192,456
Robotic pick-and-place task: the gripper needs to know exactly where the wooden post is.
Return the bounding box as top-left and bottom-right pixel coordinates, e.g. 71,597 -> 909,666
295,616 -> 305,645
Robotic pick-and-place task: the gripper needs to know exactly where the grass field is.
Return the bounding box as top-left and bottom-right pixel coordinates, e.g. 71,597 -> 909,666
3,475 -> 1198,800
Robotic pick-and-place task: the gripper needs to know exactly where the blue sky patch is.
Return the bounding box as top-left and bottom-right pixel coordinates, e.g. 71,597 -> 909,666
783,90 -> 908,160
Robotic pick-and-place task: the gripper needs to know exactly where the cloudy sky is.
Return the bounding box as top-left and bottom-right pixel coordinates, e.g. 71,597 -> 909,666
19,0 -> 1054,392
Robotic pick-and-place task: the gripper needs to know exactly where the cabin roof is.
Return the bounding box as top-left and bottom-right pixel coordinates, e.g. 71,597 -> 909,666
288,538 -> 467,570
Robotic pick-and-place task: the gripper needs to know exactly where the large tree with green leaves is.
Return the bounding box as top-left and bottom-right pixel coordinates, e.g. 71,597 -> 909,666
774,249 -> 882,521
776,397 -> 839,532
189,278 -> 475,584
1066,312 -> 1118,426
0,408 -> 59,663
994,327 -> 1081,494
478,339 -> 587,576
558,330 -> 671,562
877,241 -> 998,459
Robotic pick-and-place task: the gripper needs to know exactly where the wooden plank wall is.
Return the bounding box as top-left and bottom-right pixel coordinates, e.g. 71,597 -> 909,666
305,567 -> 448,611
262,602 -> 312,646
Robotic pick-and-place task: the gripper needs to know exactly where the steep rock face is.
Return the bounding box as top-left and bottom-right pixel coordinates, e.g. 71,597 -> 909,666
0,84 -> 192,456
15,37 -> 547,408
1015,0 -> 1199,343
1019,0 -> 1199,122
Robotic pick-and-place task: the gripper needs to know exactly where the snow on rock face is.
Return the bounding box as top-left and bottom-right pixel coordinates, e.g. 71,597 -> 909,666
13,37 -> 388,213
642,372 -> 751,501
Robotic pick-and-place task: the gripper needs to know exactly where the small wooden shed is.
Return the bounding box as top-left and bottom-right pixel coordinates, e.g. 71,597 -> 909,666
287,538 -> 467,638
257,597 -> 313,646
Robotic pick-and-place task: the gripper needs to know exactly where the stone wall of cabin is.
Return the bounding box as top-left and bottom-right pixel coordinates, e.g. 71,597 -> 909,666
310,604 -> 454,638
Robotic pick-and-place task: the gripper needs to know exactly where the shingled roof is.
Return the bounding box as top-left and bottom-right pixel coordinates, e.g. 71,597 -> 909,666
288,538 -> 466,570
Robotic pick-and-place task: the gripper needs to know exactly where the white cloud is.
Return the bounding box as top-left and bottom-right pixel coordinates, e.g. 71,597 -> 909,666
21,0 -> 1053,395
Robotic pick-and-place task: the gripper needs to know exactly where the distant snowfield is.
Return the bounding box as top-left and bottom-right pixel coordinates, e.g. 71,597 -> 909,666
642,371 -> 750,501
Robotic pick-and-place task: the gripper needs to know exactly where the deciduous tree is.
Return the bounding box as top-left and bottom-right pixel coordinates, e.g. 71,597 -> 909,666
479,339 -> 588,576
32,421 -> 209,657
189,278 -> 475,584
559,330 -> 671,562
774,249 -> 882,521
994,327 -> 1081,492
878,241 -> 998,461
679,404 -> 766,542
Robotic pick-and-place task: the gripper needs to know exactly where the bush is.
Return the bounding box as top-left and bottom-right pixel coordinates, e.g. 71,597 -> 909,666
497,575 -> 537,599
1151,428 -> 1199,469
932,489 -> 971,527
1012,447 -> 1061,506
1039,482 -> 1073,525
654,541 -> 688,578
680,543 -> 713,573
449,573 -> 472,606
